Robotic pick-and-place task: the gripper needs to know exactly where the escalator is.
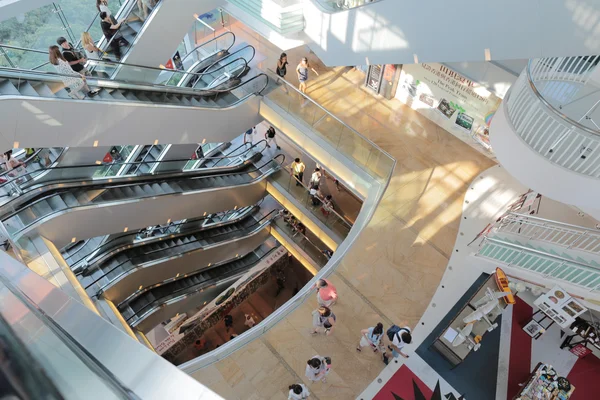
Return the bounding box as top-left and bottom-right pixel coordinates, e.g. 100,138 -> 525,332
121,144 -> 165,175
80,208 -> 277,304
118,244 -> 278,332
0,63 -> 269,148
188,45 -> 256,90
2,154 -> 283,247
65,205 -> 256,272
177,31 -> 237,78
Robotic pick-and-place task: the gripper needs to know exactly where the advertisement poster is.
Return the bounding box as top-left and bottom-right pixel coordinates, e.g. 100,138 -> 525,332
396,63 -> 501,157
533,286 -> 587,328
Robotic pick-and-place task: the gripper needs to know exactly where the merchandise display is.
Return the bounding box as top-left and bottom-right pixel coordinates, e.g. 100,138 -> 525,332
515,363 -> 575,400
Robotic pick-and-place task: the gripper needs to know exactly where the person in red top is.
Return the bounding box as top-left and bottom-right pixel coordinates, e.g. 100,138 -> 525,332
311,279 -> 338,307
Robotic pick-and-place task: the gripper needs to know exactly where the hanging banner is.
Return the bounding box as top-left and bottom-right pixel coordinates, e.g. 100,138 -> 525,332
396,63 -> 502,157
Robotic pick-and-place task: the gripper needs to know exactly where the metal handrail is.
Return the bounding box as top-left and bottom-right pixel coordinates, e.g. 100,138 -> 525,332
0,141 -> 265,193
0,148 -> 64,179
80,207 -> 254,272
525,59 -> 600,138
6,154 -> 285,238
180,31 -> 236,66
501,212 -> 600,236
88,208 -> 279,294
125,246 -> 280,325
190,57 -> 249,89
265,68 -> 393,162
483,237 -> 600,270
203,44 -> 256,75
0,65 -> 269,102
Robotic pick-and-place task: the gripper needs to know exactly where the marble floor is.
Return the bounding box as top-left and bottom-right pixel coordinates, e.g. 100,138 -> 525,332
189,25 -> 497,399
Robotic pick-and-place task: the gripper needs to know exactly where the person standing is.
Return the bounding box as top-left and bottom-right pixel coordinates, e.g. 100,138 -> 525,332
96,0 -> 112,17
57,37 -> 88,75
312,278 -> 337,307
321,195 -> 334,217
296,57 -> 319,94
288,383 -> 310,399
244,126 -> 256,144
81,32 -> 104,61
290,158 -> 305,186
310,168 -> 322,188
48,46 -> 99,99
276,52 -> 289,93
100,11 -> 128,60
305,356 -> 331,383
265,126 -> 281,150
311,306 -> 336,335
387,325 -> 412,359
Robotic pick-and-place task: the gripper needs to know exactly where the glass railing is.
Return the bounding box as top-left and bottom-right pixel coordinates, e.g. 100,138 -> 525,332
272,216 -> 329,267
313,0 -> 384,12
0,64 -> 269,109
263,68 -> 394,181
179,31 -> 236,73
0,143 -> 266,208
270,165 -> 352,240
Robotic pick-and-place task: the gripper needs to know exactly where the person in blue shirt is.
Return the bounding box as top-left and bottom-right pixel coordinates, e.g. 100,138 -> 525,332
356,323 -> 387,361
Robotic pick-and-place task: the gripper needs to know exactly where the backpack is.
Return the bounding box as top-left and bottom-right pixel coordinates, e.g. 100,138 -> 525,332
386,325 -> 409,342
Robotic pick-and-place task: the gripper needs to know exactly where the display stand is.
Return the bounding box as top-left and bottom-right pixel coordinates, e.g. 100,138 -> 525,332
523,310 -> 555,339
514,363 -> 575,399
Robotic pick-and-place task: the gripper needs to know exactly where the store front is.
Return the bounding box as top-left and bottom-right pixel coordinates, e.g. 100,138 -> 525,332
395,63 -> 502,159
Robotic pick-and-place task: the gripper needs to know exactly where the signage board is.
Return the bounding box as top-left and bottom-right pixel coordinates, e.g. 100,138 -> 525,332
534,286 -> 587,328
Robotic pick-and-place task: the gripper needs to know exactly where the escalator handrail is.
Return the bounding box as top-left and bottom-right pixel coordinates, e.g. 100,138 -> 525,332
0,147 -> 64,179
202,44 -> 256,76
78,206 -> 257,273
88,210 -> 278,294
187,57 -> 249,89
0,65 -> 269,101
179,31 -> 236,66
122,246 -> 280,322
5,154 -> 285,237
0,141 -> 267,197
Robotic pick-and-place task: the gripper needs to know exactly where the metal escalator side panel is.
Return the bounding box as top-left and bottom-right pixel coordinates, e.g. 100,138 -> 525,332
99,222 -> 273,305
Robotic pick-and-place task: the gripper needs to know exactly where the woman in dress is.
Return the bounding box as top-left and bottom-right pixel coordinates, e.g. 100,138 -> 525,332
356,322 -> 386,355
276,52 -> 289,93
48,46 -> 98,99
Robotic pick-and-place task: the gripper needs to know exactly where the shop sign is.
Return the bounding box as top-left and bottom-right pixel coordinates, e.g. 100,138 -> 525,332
395,62 -> 502,153
164,58 -> 174,70
155,330 -> 184,355
569,343 -> 592,358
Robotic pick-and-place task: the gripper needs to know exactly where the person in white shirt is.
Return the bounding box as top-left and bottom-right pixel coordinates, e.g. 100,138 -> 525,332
310,168 -> 322,187
288,384 -> 310,399
305,356 -> 330,383
388,326 -> 412,358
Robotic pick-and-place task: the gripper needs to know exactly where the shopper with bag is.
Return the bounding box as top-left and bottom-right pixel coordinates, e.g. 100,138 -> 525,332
387,324 -> 412,358
357,322 -> 389,364
305,355 -> 331,383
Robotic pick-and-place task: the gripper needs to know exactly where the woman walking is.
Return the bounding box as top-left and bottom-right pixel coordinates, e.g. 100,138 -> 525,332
311,306 -> 336,335
357,322 -> 389,363
312,278 -> 338,307
296,57 -> 319,94
305,356 -> 331,383
288,383 -> 310,399
49,46 -> 99,99
276,52 -> 289,93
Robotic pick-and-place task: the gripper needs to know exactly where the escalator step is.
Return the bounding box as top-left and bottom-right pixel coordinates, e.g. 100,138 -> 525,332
61,192 -> 80,207
47,195 -> 68,211
31,83 -> 54,97
110,90 -> 127,100
0,79 -> 19,95
16,81 -> 39,97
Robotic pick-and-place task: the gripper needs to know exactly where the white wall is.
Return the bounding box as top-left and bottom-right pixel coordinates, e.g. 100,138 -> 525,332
0,96 -> 261,148
490,101 -> 600,213
302,0 -> 600,67
443,60 -> 522,98
118,0 -> 224,81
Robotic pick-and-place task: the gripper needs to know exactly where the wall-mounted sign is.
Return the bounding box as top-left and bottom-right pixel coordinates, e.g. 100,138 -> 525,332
365,65 -> 383,93
395,63 -> 502,156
